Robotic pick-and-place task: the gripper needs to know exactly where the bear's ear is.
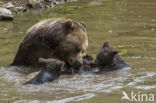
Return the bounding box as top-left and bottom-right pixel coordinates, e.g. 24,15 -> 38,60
102,41 -> 109,48
39,57 -> 46,64
110,50 -> 118,57
80,22 -> 86,28
66,19 -> 75,31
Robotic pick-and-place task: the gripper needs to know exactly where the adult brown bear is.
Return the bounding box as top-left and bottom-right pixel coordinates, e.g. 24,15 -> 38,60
12,18 -> 88,67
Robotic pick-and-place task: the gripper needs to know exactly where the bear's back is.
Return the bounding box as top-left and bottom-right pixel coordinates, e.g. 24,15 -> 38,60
23,18 -> 68,49
27,18 -> 63,35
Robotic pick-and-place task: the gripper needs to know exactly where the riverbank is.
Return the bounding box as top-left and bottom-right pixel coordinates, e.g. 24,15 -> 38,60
0,0 -> 76,20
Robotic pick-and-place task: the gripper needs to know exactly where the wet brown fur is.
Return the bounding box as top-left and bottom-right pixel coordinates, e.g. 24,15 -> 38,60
12,18 -> 88,67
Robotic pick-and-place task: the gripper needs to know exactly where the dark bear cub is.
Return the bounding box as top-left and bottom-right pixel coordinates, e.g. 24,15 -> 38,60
95,42 -> 130,72
24,58 -> 65,85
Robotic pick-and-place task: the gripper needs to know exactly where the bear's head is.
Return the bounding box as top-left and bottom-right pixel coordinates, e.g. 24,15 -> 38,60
95,42 -> 118,67
57,19 -> 88,67
39,58 -> 65,73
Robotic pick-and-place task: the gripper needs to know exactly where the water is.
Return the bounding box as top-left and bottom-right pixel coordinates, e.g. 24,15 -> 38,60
0,0 -> 156,102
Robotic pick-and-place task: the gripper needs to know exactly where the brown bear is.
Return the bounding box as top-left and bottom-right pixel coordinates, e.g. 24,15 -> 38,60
11,18 -> 88,68
24,57 -> 65,85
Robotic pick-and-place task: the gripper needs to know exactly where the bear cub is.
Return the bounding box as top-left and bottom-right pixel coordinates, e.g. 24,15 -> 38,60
79,42 -> 130,73
95,42 -> 130,72
24,58 -> 65,85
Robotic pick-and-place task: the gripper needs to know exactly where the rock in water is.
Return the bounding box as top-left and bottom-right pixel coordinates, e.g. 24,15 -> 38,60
0,8 -> 13,21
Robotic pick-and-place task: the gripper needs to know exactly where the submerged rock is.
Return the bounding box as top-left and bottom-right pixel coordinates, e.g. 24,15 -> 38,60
0,8 -> 13,21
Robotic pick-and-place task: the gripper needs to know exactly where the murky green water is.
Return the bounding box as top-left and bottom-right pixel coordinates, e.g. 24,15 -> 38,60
0,0 -> 156,103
